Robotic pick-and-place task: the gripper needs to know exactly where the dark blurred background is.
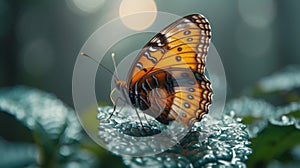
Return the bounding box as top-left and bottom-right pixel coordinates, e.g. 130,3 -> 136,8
1,0 -> 300,140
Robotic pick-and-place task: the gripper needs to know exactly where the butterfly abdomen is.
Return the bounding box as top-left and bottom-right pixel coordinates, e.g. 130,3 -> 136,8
128,69 -> 175,123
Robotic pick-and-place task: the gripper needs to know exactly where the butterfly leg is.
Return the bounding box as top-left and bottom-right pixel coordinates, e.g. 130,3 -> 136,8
134,108 -> 147,131
106,97 -> 125,120
142,112 -> 154,126
109,88 -> 117,106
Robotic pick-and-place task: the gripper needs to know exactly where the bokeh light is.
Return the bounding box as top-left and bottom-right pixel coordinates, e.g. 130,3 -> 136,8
20,38 -> 54,77
119,0 -> 157,31
16,9 -> 48,43
66,0 -> 106,14
238,0 -> 276,28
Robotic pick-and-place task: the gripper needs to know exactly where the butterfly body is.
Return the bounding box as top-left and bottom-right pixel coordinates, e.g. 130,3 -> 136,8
115,14 -> 213,127
128,68 -> 176,124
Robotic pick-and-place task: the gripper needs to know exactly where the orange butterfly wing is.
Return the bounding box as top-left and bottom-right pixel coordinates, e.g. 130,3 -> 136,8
126,14 -> 213,127
128,14 -> 211,83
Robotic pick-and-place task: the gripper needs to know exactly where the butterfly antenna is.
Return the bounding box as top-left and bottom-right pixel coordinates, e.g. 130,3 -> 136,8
80,52 -> 117,78
111,52 -> 120,80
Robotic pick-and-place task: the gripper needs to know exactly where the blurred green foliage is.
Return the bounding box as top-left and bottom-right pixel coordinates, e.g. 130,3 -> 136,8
0,87 -> 124,168
248,125 -> 300,167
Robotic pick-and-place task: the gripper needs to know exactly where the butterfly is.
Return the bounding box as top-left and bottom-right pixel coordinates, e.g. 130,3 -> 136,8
109,14 -> 213,128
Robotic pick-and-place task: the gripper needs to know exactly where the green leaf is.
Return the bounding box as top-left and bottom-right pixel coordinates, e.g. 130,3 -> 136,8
0,138 -> 38,168
253,66 -> 300,105
97,106 -> 252,167
247,124 -> 300,167
0,86 -> 98,167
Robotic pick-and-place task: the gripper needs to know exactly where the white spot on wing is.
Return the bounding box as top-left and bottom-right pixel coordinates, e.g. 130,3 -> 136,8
136,62 -> 143,69
149,46 -> 157,52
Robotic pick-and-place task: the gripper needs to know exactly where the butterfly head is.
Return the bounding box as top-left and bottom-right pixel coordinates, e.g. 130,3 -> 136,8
115,79 -> 133,104
115,80 -> 127,91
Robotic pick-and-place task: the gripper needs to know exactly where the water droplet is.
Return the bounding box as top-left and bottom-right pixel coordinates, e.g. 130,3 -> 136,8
97,106 -> 252,166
